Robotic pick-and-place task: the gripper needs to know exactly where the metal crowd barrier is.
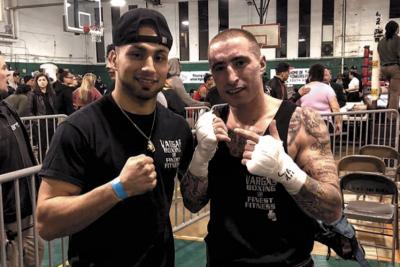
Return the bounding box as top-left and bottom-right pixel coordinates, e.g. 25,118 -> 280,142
184,106 -> 210,131
320,109 -> 399,160
0,165 -> 209,266
21,114 -> 68,164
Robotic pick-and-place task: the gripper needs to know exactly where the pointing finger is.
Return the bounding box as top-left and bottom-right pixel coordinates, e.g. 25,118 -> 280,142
233,128 -> 260,143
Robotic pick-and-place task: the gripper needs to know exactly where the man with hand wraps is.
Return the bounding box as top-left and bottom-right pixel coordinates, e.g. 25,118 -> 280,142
180,28 -> 342,267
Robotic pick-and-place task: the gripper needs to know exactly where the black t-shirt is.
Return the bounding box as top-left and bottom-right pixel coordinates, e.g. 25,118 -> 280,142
206,102 -> 315,267
40,94 -> 194,267
0,101 -> 36,223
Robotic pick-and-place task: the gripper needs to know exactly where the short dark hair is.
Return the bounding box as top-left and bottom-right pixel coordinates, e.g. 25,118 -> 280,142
13,71 -> 20,77
308,64 -> 325,82
276,62 -> 290,74
385,21 -> 399,39
204,73 -> 212,83
23,75 -> 33,84
209,28 -> 261,58
106,44 -> 115,56
349,70 -> 357,77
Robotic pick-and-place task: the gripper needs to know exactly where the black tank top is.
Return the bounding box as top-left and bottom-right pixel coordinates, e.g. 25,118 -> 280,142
207,101 -> 315,267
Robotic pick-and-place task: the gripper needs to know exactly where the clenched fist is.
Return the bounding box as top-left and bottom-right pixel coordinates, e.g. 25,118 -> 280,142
117,154 -> 157,197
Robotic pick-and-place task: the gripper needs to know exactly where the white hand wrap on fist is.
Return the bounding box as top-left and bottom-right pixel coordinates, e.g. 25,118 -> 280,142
188,112 -> 218,177
246,135 -> 307,194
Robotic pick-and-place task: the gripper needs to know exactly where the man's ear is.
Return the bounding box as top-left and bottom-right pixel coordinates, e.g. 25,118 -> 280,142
259,55 -> 266,75
109,49 -> 117,70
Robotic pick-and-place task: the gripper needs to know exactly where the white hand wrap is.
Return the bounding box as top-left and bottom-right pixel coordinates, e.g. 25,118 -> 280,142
188,112 -> 218,177
246,135 -> 307,194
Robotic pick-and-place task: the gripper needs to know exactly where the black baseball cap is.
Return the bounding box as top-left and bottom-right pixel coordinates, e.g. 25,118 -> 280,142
113,8 -> 173,50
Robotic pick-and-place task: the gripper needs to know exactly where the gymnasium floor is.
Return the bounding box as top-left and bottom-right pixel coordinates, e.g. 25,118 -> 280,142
174,216 -> 400,267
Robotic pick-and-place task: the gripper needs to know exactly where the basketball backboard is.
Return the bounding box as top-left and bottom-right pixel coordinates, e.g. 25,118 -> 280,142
241,23 -> 280,48
64,0 -> 103,34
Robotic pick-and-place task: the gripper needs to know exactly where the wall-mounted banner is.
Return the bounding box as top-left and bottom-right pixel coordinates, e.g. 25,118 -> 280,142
270,68 -> 309,85
180,71 -> 209,84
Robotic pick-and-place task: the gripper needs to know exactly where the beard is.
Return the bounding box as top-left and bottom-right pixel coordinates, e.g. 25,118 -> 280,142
119,78 -> 162,101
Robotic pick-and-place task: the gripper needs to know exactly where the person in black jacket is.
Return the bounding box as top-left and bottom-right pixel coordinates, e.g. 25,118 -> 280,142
266,62 -> 290,100
266,62 -> 310,103
0,55 -> 44,267
54,69 -> 75,115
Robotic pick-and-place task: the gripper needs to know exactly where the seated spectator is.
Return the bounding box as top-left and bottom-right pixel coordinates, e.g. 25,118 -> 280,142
345,70 -> 361,101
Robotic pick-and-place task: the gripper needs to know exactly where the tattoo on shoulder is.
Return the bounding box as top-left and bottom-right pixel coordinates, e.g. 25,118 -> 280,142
301,107 -> 331,156
288,108 -> 302,146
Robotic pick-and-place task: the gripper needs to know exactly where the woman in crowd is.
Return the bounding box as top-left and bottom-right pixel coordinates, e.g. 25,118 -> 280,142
29,73 -> 56,159
72,73 -> 102,110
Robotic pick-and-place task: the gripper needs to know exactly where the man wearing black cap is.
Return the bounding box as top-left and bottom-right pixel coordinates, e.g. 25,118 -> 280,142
36,8 -> 193,267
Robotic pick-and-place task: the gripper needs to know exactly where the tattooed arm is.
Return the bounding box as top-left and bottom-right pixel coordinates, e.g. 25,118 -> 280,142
289,107 -> 342,224
180,113 -> 230,213
180,172 -> 210,213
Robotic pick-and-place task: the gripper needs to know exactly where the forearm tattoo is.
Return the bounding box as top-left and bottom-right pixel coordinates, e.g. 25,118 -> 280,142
290,107 -> 342,223
180,171 -> 209,213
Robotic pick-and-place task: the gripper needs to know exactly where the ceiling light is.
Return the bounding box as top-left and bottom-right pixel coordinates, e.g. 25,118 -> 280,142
111,0 -> 126,7
182,20 -> 189,26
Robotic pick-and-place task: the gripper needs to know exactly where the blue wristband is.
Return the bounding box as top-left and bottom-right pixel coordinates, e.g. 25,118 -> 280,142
111,177 -> 129,200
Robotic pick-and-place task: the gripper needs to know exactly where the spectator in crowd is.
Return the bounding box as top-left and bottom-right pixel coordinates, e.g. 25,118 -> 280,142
205,86 -> 226,107
23,75 -> 35,88
168,58 -> 209,107
161,78 -> 186,117
345,70 -> 361,101
103,44 -> 116,95
266,62 -> 310,102
334,73 -> 344,86
378,20 -> 400,110
72,73 -> 102,110
29,73 -> 56,159
7,71 -> 21,95
323,67 -> 347,108
266,62 -> 291,100
197,73 -> 215,101
0,55 -> 44,267
350,65 -> 363,96
95,75 -> 108,95
4,84 -> 31,117
36,8 -> 194,267
299,64 -> 342,131
54,69 -> 75,115
180,28 -> 341,267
